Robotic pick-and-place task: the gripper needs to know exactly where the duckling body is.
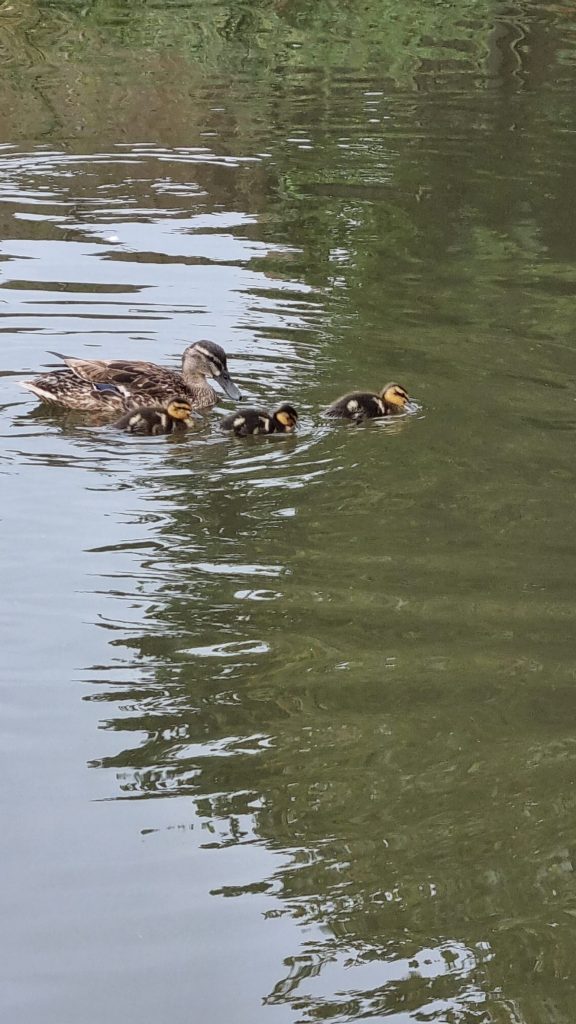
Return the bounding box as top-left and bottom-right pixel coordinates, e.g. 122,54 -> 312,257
325,383 -> 413,423
20,340 -> 240,413
113,399 -> 197,435
221,403 -> 299,437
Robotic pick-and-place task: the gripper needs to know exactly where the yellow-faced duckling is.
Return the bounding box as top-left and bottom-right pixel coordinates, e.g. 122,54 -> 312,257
324,382 -> 415,423
113,398 -> 197,435
20,340 -> 240,413
220,402 -> 299,437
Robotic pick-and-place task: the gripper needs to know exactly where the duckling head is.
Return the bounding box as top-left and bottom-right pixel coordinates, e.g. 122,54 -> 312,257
380,382 -> 413,412
166,398 -> 194,422
273,403 -> 299,432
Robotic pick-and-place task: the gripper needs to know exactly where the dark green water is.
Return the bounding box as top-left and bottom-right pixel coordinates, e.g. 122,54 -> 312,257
2,2 -> 576,1021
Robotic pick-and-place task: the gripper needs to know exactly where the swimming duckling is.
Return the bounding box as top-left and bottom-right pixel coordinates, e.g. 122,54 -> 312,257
220,402 -> 299,437
113,398 -> 197,435
324,382 -> 414,423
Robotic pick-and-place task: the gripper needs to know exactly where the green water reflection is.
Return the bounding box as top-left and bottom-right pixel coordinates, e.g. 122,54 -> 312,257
2,2 -> 576,1023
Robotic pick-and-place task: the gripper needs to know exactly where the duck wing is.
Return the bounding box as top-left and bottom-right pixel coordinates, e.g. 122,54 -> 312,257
48,351 -> 167,383
47,351 -> 187,396
112,367 -> 188,401
20,371 -> 128,409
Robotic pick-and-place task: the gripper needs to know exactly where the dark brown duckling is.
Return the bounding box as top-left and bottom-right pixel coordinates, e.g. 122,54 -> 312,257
113,398 -> 197,435
220,402 -> 299,437
324,382 -> 414,423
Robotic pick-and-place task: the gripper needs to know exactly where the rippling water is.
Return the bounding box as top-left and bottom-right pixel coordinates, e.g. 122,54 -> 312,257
3,3 -> 576,1023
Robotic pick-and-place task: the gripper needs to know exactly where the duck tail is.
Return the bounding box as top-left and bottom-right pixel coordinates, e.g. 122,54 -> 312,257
20,380 -> 60,402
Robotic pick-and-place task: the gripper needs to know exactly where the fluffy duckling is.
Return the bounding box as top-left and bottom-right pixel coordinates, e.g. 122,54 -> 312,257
220,402 -> 299,437
324,382 -> 414,423
113,398 -> 197,435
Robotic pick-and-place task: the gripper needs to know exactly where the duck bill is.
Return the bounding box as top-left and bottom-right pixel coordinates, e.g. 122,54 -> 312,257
405,400 -> 419,414
216,372 -> 241,400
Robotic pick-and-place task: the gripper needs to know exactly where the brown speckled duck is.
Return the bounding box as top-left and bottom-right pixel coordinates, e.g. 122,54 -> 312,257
20,340 -> 240,414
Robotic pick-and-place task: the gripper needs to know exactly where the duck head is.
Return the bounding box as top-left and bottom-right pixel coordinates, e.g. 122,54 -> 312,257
272,403 -> 299,432
182,341 -> 241,400
165,398 -> 195,423
380,382 -> 417,414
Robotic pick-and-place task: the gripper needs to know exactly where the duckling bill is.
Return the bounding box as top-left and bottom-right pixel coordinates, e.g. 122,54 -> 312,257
220,403 -> 299,437
113,399 -> 197,435
324,382 -> 414,423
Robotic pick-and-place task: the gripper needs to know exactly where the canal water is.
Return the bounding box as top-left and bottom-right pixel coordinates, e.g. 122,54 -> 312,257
2,2 -> 576,1022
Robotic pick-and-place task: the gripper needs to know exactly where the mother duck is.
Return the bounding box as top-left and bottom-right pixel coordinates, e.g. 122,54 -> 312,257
20,340 -> 241,413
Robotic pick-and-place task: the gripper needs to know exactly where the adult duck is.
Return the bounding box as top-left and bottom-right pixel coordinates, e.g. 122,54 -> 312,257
20,340 -> 240,413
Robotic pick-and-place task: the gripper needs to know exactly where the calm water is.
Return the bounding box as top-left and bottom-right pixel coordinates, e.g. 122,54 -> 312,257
2,2 -> 576,1022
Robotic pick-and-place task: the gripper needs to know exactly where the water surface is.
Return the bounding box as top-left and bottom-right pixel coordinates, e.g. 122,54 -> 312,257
2,3 -> 576,1022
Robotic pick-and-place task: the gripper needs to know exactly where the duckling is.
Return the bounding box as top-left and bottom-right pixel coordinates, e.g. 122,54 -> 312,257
20,340 -> 240,413
324,382 -> 414,423
220,402 -> 299,437
113,398 -> 197,435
